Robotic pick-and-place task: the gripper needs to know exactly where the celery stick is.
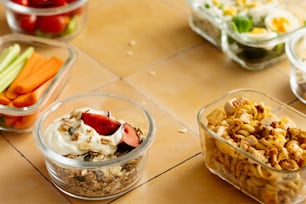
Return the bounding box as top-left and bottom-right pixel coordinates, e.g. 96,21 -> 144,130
0,44 -> 21,74
0,60 -> 25,93
0,46 -> 34,93
0,47 -> 11,63
7,46 -> 34,69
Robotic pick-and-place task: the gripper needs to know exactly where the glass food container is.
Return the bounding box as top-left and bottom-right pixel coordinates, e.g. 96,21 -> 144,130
1,0 -> 88,40
186,0 -> 306,70
286,28 -> 306,104
197,89 -> 306,204
0,34 -> 77,133
32,93 -> 156,200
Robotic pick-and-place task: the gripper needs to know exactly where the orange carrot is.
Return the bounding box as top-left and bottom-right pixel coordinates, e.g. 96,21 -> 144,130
12,79 -> 51,108
13,113 -> 37,129
15,56 -> 64,95
5,52 -> 47,100
0,92 -> 11,105
4,115 -> 18,127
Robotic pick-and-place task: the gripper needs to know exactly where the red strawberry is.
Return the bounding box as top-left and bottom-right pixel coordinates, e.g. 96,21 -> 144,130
121,123 -> 140,147
81,112 -> 121,135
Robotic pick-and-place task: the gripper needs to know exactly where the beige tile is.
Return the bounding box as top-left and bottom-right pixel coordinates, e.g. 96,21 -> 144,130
125,43 -> 295,132
290,99 -> 306,115
0,0 -> 303,203
59,47 -> 118,98
3,80 -> 201,203
162,0 -> 192,14
93,80 -> 201,177
0,135 -> 68,203
113,154 -> 255,204
72,0 -> 203,77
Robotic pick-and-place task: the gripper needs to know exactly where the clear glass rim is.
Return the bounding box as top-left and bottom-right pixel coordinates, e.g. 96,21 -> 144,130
0,0 -> 88,15
33,92 -> 156,168
197,88 -> 306,173
187,0 -> 305,47
0,33 -> 77,116
286,27 -> 306,72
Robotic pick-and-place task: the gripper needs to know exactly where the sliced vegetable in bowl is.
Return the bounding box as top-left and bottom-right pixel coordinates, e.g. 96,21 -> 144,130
0,34 -> 76,133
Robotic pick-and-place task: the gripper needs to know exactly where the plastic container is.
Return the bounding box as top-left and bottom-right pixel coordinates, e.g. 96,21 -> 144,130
286,28 -> 306,104
0,34 -> 77,133
186,0 -> 306,70
197,89 -> 306,204
32,93 -> 156,200
1,0 -> 88,40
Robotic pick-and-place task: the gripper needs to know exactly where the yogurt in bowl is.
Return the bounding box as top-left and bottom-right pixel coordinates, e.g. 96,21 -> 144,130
33,93 -> 156,200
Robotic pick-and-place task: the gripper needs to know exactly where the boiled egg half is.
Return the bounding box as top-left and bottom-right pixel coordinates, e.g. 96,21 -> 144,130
265,9 -> 300,33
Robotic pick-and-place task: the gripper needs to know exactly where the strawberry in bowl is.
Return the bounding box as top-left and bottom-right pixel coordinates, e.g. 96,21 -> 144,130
33,93 -> 156,200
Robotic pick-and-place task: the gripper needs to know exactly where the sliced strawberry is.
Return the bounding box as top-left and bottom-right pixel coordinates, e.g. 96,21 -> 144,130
121,123 -> 140,148
81,112 -> 120,135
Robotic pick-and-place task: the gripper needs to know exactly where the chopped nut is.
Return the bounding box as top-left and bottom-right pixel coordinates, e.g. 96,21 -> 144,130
79,142 -> 93,151
68,127 -> 76,135
59,124 -> 70,131
101,138 -> 110,144
149,71 -> 156,76
179,127 -> 187,133
128,40 -> 136,46
71,132 -> 79,141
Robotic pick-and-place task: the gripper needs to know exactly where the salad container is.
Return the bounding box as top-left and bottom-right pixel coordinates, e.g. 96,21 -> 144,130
1,0 -> 88,40
197,89 -> 306,204
186,0 -> 306,70
286,28 -> 306,104
33,93 -> 156,200
0,34 -> 77,133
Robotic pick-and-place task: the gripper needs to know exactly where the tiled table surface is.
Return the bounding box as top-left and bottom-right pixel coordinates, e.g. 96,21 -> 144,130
0,1 -> 306,204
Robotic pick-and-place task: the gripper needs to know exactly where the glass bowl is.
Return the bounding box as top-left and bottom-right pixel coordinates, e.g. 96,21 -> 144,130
197,89 -> 306,204
32,93 -> 156,200
0,33 -> 77,133
286,28 -> 306,104
0,0 -> 88,40
186,0 -> 306,70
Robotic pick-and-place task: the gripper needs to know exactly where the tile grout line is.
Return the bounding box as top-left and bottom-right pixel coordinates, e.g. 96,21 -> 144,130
123,78 -> 200,136
125,41 -> 206,80
1,134 -> 74,204
108,151 -> 202,203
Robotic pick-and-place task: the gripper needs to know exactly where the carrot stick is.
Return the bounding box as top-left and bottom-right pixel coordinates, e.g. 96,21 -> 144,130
0,92 -> 11,105
5,52 -> 47,100
4,116 -> 19,127
15,56 -> 64,95
12,79 -> 51,108
13,113 -> 37,129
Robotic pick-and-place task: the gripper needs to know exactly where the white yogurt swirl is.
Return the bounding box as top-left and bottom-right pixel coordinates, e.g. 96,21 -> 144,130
43,108 -> 125,156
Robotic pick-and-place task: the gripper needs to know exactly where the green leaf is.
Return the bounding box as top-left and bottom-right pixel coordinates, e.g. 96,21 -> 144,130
232,15 -> 253,33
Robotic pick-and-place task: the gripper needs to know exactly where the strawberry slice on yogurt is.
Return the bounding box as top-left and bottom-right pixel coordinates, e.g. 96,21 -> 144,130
81,112 -> 121,135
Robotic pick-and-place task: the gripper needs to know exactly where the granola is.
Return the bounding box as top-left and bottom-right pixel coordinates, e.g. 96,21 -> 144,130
44,108 -> 145,198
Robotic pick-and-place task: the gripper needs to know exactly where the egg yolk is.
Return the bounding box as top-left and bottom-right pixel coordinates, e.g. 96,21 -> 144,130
223,6 -> 238,16
213,0 -> 220,6
272,17 -> 290,33
250,27 -> 267,34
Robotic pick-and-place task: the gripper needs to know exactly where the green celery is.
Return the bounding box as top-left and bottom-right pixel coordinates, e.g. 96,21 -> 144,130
0,46 -> 34,93
0,60 -> 25,93
0,44 -> 21,74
